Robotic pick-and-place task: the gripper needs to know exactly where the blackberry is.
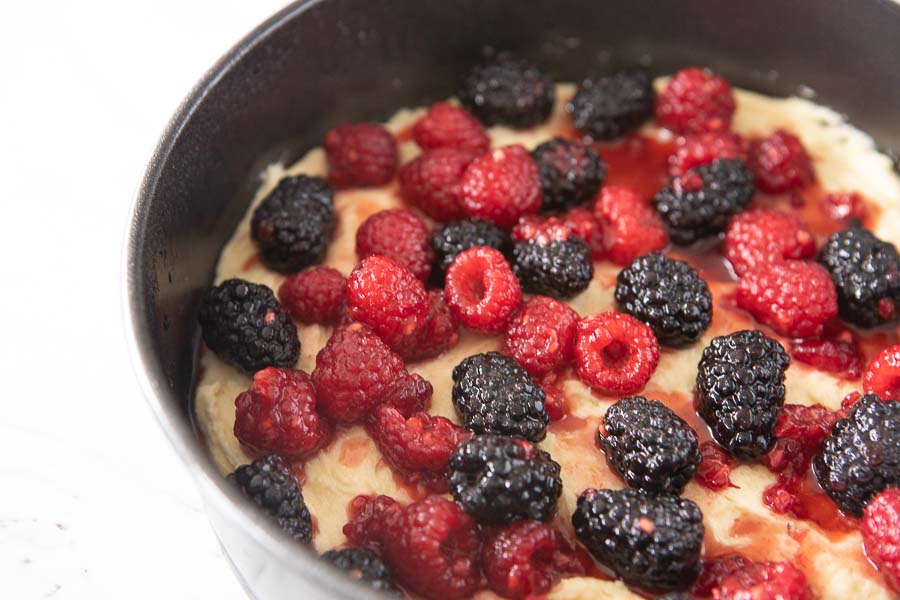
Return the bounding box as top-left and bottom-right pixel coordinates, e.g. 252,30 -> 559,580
250,175 -> 336,273
531,138 -> 606,212
813,394 -> 899,516
431,219 -> 509,283
452,352 -> 549,441
449,434 -> 562,523
199,278 -> 300,373
599,396 -> 701,495
818,227 -> 900,328
696,330 -> 790,459
459,53 -> 555,128
652,159 -> 755,245
567,69 -> 656,140
321,547 -> 399,594
615,252 -> 713,346
659,594 -> 694,600
572,488 -> 704,590
228,455 -> 312,543
512,237 -> 594,299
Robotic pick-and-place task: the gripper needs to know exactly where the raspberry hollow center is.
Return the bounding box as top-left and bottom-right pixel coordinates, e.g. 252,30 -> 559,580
601,339 -> 631,369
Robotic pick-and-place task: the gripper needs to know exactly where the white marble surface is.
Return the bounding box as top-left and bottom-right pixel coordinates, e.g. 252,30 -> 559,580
1,2 -> 289,597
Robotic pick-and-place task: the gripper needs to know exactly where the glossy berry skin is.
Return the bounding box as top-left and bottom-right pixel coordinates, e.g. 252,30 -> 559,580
228,455 -> 313,543
389,290 -> 459,362
861,488 -> 900,593
560,207 -> 607,260
512,237 -> 594,299
321,547 -> 399,594
791,336 -> 863,379
864,345 -> 900,400
669,131 -> 746,176
695,441 -> 737,491
747,129 -> 815,193
452,352 -> 549,442
692,553 -> 752,597
412,101 -> 490,153
600,396 -> 701,495
595,185 -> 669,265
572,488 -> 705,590
714,561 -> 813,600
531,138 -> 606,212
398,147 -> 477,222
325,123 -> 398,188
567,69 -> 656,140
573,312 -> 660,395
449,433 -> 562,523
723,209 -> 816,277
461,146 -> 543,227
199,278 -> 300,374
459,53 -> 555,128
356,209 -> 434,282
431,219 -> 510,282
696,330 -> 790,459
504,295 -> 579,377
278,267 -> 346,325
655,67 -> 736,134
445,246 -> 522,332
250,175 -> 336,274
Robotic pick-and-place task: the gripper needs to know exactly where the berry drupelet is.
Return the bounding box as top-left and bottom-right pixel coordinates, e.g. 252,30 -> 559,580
321,547 -> 399,594
567,69 -> 656,140
531,137 -> 606,212
398,147 -> 477,223
573,312 -> 660,395
444,246 -> 522,332
431,218 -> 510,282
459,53 -> 555,128
512,235 -> 594,299
503,295 -> 579,377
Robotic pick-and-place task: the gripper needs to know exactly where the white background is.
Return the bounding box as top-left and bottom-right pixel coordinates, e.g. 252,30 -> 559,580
1,1 -> 292,598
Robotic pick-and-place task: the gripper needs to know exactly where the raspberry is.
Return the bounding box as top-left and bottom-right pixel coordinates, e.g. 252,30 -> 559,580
823,191 -> 867,223
594,185 -> 668,265
511,214 -> 573,244
460,146 -> 542,227
250,175 -> 336,274
693,554 -> 752,597
390,290 -> 459,362
512,236 -> 594,299
862,488 -> 900,593
234,368 -> 331,460
655,67 -> 736,134
481,521 -> 585,599
398,147 -> 476,222
531,138 -> 606,212
356,209 -> 434,281
325,123 -> 398,188
573,312 -> 660,395
444,246 -> 521,332
321,547 -> 399,594
412,102 -> 490,153
343,494 -> 399,548
503,295 -> 579,376
369,404 -> 472,491
199,278 -> 300,373
567,68 -> 656,140
448,433 -> 562,523
791,336 -> 863,379
736,260 -> 838,338
669,131 -> 746,176
714,561 -> 813,600
347,255 -> 428,351
747,129 -> 815,193
560,207 -> 606,260
695,441 -> 737,491
431,219 -> 510,282
723,209 -> 816,277
278,267 -> 346,325
381,372 -> 433,416
459,53 -> 555,128
864,345 -> 900,400
765,404 -> 841,479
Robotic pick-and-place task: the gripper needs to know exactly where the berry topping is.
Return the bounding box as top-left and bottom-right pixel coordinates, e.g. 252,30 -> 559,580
459,53 -> 555,128
723,209 -> 816,277
791,335 -> 863,379
444,246 -> 522,332
511,214 -> 574,244
572,488 -> 705,590
356,208 -> 434,282
823,191 -> 868,223
747,129 -> 815,193
600,396 -> 701,495
452,352 -> 549,441
567,68 -> 655,140
412,102 -> 490,153
481,520 -> 585,599
658,594 -> 693,600
655,67 -> 736,134
819,227 -> 900,328
652,159 -> 755,245
321,547 -> 399,594
460,145 -> 543,227
381,372 -> 434,416
696,330 -> 790,459
250,175 -> 336,274
228,455 -> 313,543
390,290 -> 459,362
862,488 -> 900,592
864,345 -> 900,400
560,207 -> 607,260
615,252 -> 713,347
398,147 -> 477,222
504,295 -> 579,376
695,441 -> 737,491
595,185 -> 669,265
669,131 -> 746,176
512,235 -> 594,299
714,561 -> 812,600
325,123 -> 397,188
278,267 -> 347,325
199,278 -> 300,373
343,494 -> 399,548
431,219 -> 510,282
573,312 -> 661,395
531,138 -> 607,212
813,394 -> 899,516
692,553 -> 752,597
736,260 -> 838,338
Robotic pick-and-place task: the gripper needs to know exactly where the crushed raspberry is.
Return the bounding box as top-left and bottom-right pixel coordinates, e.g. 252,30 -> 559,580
398,147 -> 477,222
823,191 -> 867,223
504,295 -> 579,376
325,123 -> 398,189
382,372 -> 433,416
511,214 -> 573,244
390,290 -> 460,362
723,209 -> 816,276
560,207 -> 606,260
862,488 -> 900,593
278,267 -> 347,325
233,367 -> 332,459
693,553 -> 752,596
445,246 -> 522,332
696,440 -> 737,491
481,520 -> 585,599
541,374 -> 568,421
747,129 -> 815,193
594,185 -> 668,265
669,131 -> 746,176
369,405 -> 472,492
714,561 -> 813,600
343,494 -> 400,548
863,344 -> 900,400
791,336 -> 863,379
460,145 -> 542,227
356,209 -> 434,282
736,260 -> 838,338
654,67 -> 736,134
412,102 -> 490,153
842,391 -> 862,411
573,311 -> 660,394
